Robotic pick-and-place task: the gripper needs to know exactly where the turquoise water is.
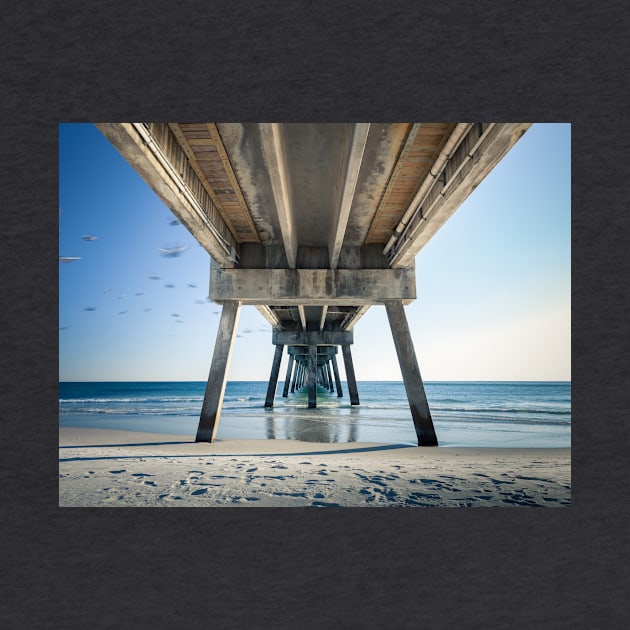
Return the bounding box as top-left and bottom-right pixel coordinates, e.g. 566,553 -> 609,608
58,381 -> 571,448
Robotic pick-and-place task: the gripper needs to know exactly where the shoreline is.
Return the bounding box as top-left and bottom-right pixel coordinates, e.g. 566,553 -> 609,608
59,426 -> 571,507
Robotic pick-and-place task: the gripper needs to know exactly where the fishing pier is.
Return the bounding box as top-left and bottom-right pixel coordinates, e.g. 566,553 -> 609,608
97,122 -> 530,445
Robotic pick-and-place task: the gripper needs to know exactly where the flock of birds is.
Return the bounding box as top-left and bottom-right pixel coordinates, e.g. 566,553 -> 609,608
59,213 -> 269,337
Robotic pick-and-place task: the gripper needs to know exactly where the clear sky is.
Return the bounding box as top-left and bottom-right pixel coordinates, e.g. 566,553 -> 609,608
59,123 -> 570,382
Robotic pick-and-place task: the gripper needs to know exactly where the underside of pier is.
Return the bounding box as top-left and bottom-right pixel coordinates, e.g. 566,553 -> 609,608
98,122 -> 531,445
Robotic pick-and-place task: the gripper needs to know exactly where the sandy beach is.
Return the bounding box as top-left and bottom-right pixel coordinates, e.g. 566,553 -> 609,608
59,427 -> 571,507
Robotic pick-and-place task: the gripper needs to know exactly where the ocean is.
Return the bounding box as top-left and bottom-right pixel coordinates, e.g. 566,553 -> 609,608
58,381 -> 571,448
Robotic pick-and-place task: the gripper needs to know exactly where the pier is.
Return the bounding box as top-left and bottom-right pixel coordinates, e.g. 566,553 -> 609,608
97,122 -> 531,445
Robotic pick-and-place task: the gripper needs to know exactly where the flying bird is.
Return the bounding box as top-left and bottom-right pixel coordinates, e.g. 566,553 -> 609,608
59,256 -> 81,263
159,244 -> 189,257
81,235 -> 99,241
148,274 -> 160,280
83,307 -> 97,311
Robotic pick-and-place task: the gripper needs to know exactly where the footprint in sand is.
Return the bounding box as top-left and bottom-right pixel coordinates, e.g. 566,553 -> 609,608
109,470 -> 126,474
184,470 -> 206,485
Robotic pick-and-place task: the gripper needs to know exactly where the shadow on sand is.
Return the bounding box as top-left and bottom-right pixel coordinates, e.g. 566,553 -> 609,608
59,442 -> 416,463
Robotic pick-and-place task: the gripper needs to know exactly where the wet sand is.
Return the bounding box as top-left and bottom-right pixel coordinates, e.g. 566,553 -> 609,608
59,427 -> 571,507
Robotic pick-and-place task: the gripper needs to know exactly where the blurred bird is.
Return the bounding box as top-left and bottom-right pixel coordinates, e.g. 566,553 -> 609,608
59,256 -> 81,263
159,244 -> 189,257
82,235 -> 99,241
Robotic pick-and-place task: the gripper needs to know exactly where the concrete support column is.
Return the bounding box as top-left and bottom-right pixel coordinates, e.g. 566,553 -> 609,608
196,301 -> 241,443
342,344 -> 360,405
319,363 -> 327,388
385,300 -> 438,446
283,354 -> 295,397
308,345 -> 317,408
290,358 -> 298,392
326,360 -> 334,392
264,344 -> 284,408
331,354 -> 343,397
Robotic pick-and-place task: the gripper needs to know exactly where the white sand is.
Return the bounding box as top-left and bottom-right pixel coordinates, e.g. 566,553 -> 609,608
59,427 -> 571,507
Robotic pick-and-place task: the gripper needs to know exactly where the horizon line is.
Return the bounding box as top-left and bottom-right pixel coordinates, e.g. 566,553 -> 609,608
59,378 -> 572,384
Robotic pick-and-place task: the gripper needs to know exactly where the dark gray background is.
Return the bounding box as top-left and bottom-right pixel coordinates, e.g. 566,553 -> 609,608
2,1 -> 628,628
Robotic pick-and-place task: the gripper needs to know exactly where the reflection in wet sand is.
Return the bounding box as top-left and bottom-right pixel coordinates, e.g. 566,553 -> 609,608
265,387 -> 360,443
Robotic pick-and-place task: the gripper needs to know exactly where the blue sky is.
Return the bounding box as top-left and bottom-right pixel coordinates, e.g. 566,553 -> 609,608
59,123 -> 570,382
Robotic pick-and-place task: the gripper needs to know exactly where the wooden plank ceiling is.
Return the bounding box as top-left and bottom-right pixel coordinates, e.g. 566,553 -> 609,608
167,123 -> 455,254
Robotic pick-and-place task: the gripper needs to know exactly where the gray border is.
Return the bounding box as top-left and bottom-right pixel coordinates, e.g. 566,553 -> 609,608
3,1 -> 627,628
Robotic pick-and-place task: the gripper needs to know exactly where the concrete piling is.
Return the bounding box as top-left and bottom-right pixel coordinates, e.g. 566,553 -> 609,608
196,301 -> 241,443
385,300 -> 438,446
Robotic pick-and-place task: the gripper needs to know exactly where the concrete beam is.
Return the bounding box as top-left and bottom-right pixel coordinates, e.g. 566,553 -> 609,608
297,305 -> 307,330
210,266 -> 416,305
340,305 -> 371,331
329,123 -> 370,269
319,305 -> 328,331
196,301 -> 241,442
287,345 -> 338,356
274,331 -> 353,346
385,300 -> 438,446
259,123 -> 298,268
255,305 -> 281,327
96,123 -> 238,268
